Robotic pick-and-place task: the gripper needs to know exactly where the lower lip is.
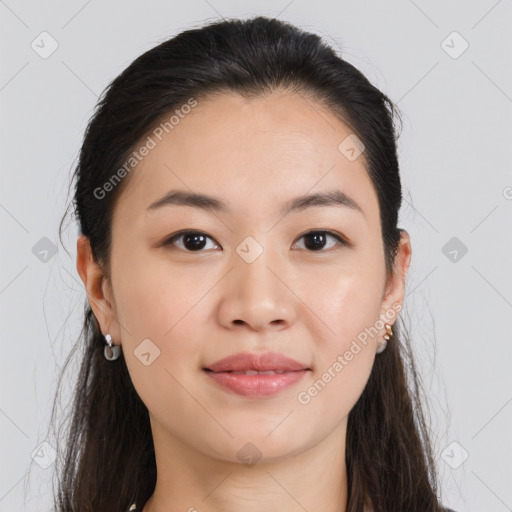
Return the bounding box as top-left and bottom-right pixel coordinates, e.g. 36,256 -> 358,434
204,370 -> 308,397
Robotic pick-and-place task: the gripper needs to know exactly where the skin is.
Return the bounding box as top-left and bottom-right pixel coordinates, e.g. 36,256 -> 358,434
77,90 -> 411,512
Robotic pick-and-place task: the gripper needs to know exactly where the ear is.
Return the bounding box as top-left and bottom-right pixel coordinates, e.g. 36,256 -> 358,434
380,229 -> 412,321
76,234 -> 122,345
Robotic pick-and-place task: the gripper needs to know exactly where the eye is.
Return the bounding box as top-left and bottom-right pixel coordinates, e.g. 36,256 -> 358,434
292,230 -> 347,252
163,230 -> 220,252
163,229 -> 348,253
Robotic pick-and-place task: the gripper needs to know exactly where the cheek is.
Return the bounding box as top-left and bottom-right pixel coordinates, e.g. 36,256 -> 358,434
300,254 -> 383,401
113,249 -> 206,340
116,258 -> 204,414
296,295 -> 377,431
301,255 -> 384,342
113,251 -> 229,390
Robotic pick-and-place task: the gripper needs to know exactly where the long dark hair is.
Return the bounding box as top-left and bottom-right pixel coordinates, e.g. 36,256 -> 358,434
51,16 -> 444,511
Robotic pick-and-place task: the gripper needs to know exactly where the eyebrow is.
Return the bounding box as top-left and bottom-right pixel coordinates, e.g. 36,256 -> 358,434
146,188 -> 364,217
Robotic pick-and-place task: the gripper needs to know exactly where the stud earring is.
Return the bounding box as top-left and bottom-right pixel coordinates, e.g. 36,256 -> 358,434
376,323 -> 393,354
383,322 -> 393,340
104,333 -> 121,361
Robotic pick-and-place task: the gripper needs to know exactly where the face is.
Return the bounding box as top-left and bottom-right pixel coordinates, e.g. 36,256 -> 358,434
77,90 -> 411,465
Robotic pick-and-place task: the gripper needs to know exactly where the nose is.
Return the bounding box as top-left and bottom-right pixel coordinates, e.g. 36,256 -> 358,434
217,245 -> 297,332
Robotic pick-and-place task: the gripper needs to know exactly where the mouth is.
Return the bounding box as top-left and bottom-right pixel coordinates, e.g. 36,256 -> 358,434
202,351 -> 311,397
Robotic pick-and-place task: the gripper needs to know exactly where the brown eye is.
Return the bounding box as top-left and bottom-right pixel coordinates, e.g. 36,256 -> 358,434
293,231 -> 346,252
164,231 -> 220,252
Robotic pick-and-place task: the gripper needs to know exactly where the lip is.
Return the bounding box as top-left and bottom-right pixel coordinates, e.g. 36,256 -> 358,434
204,351 -> 310,373
204,370 -> 308,397
203,351 -> 311,398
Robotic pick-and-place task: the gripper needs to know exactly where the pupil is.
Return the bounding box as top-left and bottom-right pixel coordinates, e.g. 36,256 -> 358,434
305,233 -> 325,251
184,233 -> 206,250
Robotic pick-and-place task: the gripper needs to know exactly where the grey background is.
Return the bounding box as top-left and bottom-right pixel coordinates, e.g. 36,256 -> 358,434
1,1 -> 511,511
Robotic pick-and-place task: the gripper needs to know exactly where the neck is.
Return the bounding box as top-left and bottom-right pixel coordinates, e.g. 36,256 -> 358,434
142,418 -> 349,512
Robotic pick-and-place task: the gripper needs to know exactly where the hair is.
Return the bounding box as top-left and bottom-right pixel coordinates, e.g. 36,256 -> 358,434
49,15 -> 445,512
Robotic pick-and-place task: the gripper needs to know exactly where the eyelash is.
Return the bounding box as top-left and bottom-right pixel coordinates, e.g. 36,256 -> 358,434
163,230 -> 348,253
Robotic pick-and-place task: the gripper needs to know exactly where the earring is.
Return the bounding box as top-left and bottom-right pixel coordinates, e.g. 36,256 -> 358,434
104,333 -> 121,361
376,323 -> 393,354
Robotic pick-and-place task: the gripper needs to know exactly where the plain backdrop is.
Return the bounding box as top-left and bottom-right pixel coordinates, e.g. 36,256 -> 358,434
1,1 -> 511,511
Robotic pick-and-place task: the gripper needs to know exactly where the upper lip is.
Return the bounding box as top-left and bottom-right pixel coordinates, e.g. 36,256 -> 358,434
204,351 -> 310,372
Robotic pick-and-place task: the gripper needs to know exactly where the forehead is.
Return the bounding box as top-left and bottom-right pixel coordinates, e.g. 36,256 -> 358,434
113,90 -> 378,224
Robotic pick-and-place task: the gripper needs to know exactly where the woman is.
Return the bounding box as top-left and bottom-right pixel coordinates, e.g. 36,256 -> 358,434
52,16 -> 456,512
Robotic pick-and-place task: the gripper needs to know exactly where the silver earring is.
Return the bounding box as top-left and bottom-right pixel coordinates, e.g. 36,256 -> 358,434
104,333 -> 121,361
376,323 -> 393,354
